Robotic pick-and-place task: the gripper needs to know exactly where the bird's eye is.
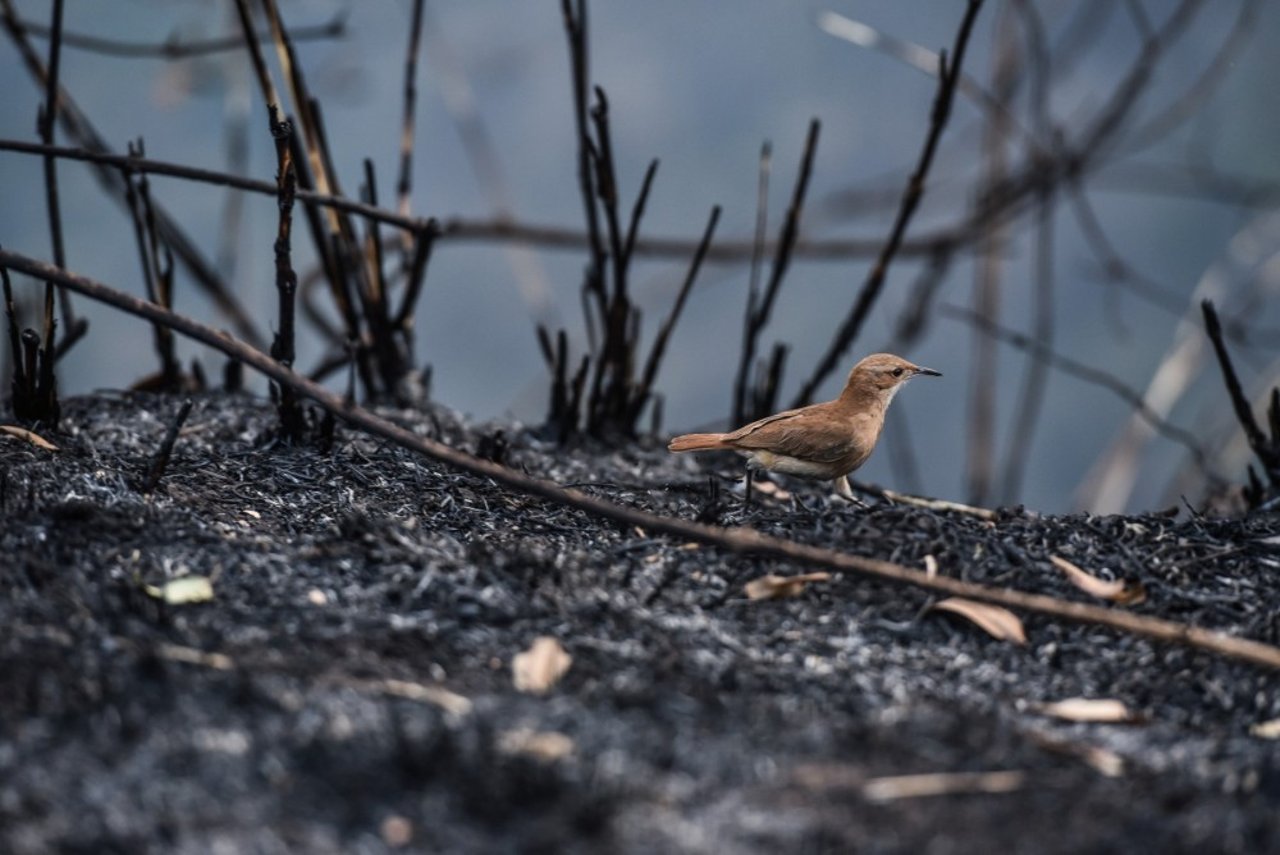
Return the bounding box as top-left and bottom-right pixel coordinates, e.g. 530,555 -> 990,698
892,368 -> 904,377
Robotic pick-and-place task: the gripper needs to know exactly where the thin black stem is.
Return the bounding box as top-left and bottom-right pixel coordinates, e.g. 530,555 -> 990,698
793,0 -> 984,408
734,120 -> 819,424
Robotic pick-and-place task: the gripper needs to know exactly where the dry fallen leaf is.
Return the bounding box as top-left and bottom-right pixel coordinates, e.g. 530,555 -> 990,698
144,576 -> 214,605
744,572 -> 832,601
1250,718 -> 1280,739
931,597 -> 1026,644
0,424 -> 59,451
1034,698 -> 1142,724
512,636 -> 572,694
497,728 -> 576,761
1050,555 -> 1146,605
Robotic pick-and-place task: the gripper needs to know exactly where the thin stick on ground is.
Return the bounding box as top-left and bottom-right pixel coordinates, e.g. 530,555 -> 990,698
3,247 -> 1279,672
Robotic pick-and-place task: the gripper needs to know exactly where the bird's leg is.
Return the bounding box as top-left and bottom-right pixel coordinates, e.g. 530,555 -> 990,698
743,466 -> 755,511
833,475 -> 868,508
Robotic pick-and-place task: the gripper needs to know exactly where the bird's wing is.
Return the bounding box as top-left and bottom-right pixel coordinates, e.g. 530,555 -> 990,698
726,405 -> 855,465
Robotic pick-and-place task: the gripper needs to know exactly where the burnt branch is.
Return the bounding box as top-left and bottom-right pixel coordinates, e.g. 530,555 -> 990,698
732,120 -> 820,425
1202,300 -> 1280,504
793,0 -> 984,408
268,107 -> 304,441
632,205 -> 721,425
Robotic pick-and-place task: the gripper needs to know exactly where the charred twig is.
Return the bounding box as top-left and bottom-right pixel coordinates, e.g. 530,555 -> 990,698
793,0 -> 984,408
631,206 -> 721,425
1202,300 -> 1280,505
4,246 -> 1280,672
733,120 -> 820,425
268,108 -> 304,440
141,399 -> 193,493
38,0 -> 75,367
396,0 -> 425,229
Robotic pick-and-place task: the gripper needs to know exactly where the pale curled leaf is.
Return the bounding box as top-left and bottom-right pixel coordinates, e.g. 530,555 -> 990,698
744,572 -> 832,601
144,576 -> 214,605
931,597 -> 1026,644
1250,718 -> 1280,739
1034,698 -> 1141,724
1050,555 -> 1146,605
0,424 -> 59,450
512,636 -> 572,694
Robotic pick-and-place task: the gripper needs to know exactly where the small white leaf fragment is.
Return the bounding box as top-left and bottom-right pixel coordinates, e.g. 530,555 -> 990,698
744,572 -> 832,601
1250,718 -> 1280,739
931,597 -> 1026,644
145,576 -> 214,605
1034,698 -> 1141,724
1050,555 -> 1146,605
0,424 -> 59,451
497,728 -> 575,762
513,636 -> 572,694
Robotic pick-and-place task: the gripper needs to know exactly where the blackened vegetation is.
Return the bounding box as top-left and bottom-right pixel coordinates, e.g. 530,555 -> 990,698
267,107 -> 306,441
3,263 -> 58,424
539,0 -> 721,442
232,0 -> 436,410
731,120 -> 820,426
2,393 -> 1279,853
1203,300 -> 1280,509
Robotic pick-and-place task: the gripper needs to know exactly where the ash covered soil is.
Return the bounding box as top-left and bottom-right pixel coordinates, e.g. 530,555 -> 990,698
2,392 -> 1279,854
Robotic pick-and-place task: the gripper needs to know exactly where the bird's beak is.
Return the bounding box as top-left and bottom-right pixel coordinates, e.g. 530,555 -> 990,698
914,366 -> 942,377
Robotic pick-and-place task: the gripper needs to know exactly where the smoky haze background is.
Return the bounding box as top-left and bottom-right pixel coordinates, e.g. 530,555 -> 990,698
1,0 -> 1278,514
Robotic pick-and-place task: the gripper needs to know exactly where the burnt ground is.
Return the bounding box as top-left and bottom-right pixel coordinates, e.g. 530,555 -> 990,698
2,391 -> 1279,854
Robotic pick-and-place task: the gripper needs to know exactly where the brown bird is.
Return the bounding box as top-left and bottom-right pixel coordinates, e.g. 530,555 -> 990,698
668,353 -> 940,500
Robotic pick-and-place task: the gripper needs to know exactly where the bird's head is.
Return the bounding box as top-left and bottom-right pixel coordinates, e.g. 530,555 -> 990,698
842,353 -> 941,403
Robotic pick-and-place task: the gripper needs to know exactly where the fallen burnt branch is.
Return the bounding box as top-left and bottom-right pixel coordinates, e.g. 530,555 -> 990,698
3,247 -> 1279,671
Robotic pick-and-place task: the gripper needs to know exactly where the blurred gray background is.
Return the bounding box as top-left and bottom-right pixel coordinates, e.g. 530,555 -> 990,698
2,1 -> 1278,513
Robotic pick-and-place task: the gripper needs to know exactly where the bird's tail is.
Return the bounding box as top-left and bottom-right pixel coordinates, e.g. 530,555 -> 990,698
668,432 -> 728,452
